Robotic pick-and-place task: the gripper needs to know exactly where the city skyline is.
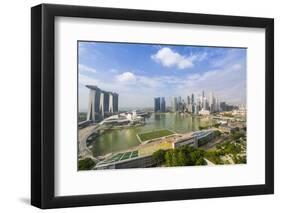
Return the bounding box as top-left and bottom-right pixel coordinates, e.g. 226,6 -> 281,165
153,90 -> 239,114
79,42 -> 246,111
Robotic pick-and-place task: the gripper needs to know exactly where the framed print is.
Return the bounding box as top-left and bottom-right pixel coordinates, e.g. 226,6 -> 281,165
31,4 -> 274,209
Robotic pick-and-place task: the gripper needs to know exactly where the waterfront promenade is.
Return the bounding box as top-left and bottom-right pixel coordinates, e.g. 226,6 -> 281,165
78,124 -> 100,162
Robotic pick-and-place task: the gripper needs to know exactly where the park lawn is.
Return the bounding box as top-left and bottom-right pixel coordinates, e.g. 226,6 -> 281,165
138,129 -> 174,142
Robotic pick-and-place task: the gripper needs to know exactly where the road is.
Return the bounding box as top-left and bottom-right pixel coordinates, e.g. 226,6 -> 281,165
78,124 -> 101,162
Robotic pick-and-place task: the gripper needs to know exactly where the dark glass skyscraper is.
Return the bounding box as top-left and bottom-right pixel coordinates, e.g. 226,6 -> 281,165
154,97 -> 166,112
113,93 -> 119,113
160,97 -> 166,112
154,97 -> 161,112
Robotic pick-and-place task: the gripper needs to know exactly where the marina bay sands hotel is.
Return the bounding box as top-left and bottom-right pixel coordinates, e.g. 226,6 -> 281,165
86,85 -> 118,122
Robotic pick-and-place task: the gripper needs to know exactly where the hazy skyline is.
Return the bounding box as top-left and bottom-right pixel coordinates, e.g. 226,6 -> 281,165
78,41 -> 246,112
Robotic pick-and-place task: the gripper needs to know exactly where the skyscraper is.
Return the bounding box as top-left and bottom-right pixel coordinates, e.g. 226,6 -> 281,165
173,97 -> 178,112
103,92 -> 109,113
191,94 -> 195,113
154,97 -> 166,112
215,98 -> 220,112
194,103 -> 199,114
187,95 -> 190,106
108,93 -> 114,113
178,96 -> 181,103
160,97 -> 166,112
154,97 -> 161,112
113,93 -> 119,112
99,92 -> 104,117
220,102 -> 226,111
200,93 -> 204,109
86,85 -> 119,122
209,92 -> 214,112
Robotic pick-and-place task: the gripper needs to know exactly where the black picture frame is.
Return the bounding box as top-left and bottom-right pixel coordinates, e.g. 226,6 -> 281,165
31,3 -> 274,209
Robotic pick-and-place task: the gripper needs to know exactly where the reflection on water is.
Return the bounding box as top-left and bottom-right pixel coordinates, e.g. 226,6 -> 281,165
89,113 -> 214,157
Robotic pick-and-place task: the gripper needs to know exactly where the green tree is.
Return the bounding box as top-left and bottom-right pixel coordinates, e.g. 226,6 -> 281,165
171,149 -> 179,166
164,151 -> 173,167
195,158 -> 205,165
78,158 -> 96,170
177,150 -> 188,166
230,131 -> 245,141
162,145 -> 206,167
152,149 -> 166,166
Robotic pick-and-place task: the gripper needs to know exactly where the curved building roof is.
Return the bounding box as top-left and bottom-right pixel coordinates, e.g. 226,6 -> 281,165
86,85 -> 118,95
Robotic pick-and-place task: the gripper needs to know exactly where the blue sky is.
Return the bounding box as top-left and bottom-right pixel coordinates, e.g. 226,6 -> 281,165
78,41 -> 246,111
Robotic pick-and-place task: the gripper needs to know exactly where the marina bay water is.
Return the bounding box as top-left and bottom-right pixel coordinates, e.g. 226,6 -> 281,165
89,113 -> 214,157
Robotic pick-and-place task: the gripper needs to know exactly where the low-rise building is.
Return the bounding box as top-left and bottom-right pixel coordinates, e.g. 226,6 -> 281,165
172,135 -> 198,148
192,130 -> 215,146
101,112 -> 144,125
95,155 -> 154,170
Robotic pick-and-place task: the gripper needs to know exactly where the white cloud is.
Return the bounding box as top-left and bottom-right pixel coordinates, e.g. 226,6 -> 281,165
177,58 -> 193,69
151,47 -> 207,70
115,72 -> 137,83
79,64 -> 96,73
115,72 -> 181,89
151,47 -> 192,69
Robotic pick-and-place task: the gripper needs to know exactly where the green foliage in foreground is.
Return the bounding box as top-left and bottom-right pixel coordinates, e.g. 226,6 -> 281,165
233,155 -> 247,164
205,151 -> 224,164
230,131 -> 245,141
138,129 -> 174,141
152,145 -> 206,167
152,149 -> 166,166
78,158 -> 96,170
206,135 -> 246,165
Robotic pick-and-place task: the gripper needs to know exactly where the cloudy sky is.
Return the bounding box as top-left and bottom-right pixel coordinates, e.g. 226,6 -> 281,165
78,41 -> 246,111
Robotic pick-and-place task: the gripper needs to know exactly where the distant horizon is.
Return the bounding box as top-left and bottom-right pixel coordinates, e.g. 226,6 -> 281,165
79,41 -> 246,112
